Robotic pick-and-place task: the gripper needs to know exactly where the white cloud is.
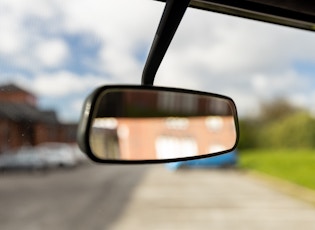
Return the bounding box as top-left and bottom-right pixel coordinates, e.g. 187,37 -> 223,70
31,71 -> 110,97
251,71 -> 308,97
0,9 -> 25,55
163,14 -> 315,80
53,0 -> 164,83
34,39 -> 69,68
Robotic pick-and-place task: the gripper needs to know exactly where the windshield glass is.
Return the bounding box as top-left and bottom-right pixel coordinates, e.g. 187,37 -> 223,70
1,0 -> 315,229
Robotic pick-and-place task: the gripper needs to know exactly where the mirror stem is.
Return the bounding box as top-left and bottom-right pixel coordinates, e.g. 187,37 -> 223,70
141,0 -> 190,86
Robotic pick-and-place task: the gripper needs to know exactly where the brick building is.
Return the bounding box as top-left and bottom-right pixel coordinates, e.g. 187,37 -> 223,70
0,84 -> 77,153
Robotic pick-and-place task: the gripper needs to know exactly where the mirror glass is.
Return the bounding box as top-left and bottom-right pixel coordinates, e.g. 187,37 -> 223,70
89,88 -> 238,161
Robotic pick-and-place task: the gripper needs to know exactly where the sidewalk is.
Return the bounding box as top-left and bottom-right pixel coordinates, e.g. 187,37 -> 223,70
111,166 -> 315,230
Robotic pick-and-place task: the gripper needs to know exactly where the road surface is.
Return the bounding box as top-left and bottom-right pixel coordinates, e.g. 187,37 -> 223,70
0,163 -> 147,230
112,166 -> 315,230
1,164 -> 315,230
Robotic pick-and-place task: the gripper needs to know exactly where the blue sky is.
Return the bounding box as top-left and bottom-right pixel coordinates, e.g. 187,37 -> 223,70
1,0 -> 315,122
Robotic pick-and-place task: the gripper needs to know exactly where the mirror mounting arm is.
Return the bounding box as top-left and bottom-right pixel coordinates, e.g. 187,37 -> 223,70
141,0 -> 190,86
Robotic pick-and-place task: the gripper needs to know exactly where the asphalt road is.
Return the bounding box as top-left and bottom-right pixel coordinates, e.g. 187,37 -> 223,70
2,164 -> 315,230
0,163 -> 147,230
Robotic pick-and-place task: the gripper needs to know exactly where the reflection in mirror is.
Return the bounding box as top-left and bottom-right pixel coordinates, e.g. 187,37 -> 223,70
89,89 -> 237,161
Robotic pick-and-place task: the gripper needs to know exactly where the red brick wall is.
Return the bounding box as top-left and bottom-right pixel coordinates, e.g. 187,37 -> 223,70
34,123 -> 77,145
34,123 -> 57,145
0,120 -> 32,152
0,121 -> 77,153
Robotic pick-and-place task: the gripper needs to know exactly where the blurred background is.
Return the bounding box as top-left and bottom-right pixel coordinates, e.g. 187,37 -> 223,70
1,0 -> 315,229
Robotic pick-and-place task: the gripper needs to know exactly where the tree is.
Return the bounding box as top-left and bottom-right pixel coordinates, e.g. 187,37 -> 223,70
238,119 -> 260,149
259,98 -> 299,124
238,98 -> 315,149
258,112 -> 315,149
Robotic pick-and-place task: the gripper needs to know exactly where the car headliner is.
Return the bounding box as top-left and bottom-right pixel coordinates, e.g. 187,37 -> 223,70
156,0 -> 315,32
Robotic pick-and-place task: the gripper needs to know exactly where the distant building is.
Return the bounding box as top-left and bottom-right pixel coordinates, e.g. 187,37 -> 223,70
0,83 -> 37,106
0,83 -> 77,153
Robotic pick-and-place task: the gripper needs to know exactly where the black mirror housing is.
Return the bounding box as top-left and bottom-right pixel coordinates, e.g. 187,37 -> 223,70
77,85 -> 239,164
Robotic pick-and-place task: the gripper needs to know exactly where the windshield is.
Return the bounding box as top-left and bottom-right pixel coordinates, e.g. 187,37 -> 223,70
1,0 -> 315,229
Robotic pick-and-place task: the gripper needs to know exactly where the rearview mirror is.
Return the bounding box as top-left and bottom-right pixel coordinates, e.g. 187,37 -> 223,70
77,85 -> 239,163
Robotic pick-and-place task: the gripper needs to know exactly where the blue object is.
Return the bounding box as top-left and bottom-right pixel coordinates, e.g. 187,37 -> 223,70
166,150 -> 238,170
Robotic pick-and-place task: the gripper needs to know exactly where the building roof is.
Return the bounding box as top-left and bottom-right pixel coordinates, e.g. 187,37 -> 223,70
0,102 -> 58,124
0,83 -> 34,95
0,83 -> 58,124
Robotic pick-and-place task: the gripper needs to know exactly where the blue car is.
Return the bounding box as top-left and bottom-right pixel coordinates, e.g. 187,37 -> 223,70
166,150 -> 238,170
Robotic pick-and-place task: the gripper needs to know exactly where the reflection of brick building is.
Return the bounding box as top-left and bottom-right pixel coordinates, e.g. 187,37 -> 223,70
120,116 -> 235,160
0,84 -> 77,153
91,116 -> 236,160
91,89 -> 236,160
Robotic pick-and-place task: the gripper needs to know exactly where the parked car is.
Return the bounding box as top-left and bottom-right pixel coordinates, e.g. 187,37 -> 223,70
36,143 -> 77,168
0,152 -> 19,171
0,147 -> 46,172
166,150 -> 238,170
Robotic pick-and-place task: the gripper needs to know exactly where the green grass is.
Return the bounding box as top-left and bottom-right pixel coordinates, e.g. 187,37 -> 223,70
239,149 -> 315,190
